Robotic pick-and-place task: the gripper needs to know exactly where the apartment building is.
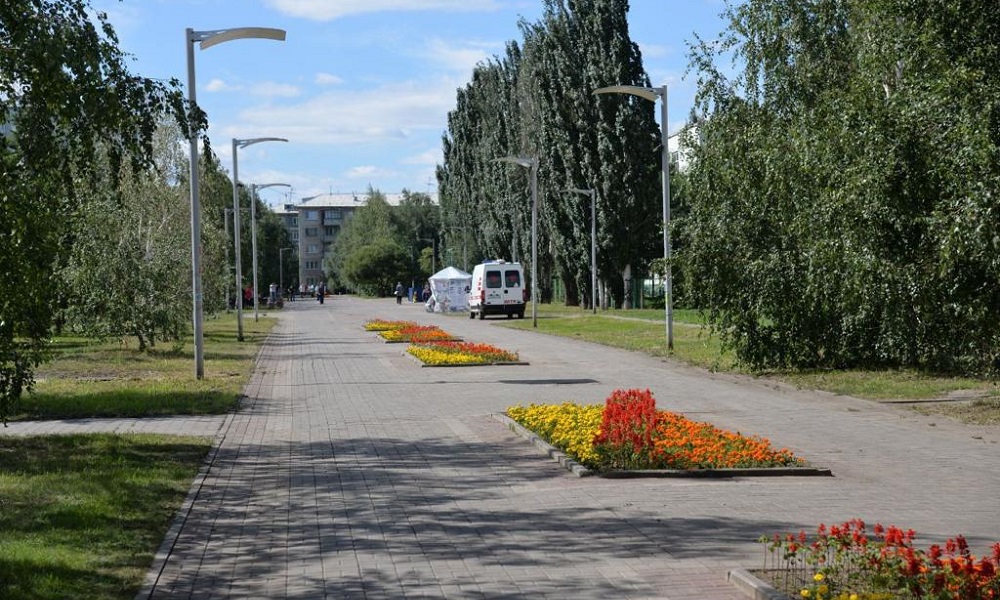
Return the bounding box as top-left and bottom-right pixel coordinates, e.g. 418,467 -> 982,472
667,123 -> 700,172
292,193 -> 404,289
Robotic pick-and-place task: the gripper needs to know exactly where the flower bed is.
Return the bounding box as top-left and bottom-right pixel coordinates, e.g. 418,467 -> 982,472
363,319 -> 417,332
506,388 -> 804,472
759,519 -> 1000,599
379,324 -> 460,343
408,341 -> 521,366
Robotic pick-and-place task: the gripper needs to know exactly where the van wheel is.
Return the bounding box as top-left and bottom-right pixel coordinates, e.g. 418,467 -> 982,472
478,310 -> 485,320
469,311 -> 475,319
518,311 -> 525,319
506,313 -> 513,319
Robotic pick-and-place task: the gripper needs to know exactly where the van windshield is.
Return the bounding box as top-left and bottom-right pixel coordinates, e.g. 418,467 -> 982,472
504,270 -> 521,287
485,271 -> 502,288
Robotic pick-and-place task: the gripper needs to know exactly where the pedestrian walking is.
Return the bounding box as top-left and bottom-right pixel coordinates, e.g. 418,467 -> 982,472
395,281 -> 404,305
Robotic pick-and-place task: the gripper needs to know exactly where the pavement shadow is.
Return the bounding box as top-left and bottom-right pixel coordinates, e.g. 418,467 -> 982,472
151,431 -> 800,598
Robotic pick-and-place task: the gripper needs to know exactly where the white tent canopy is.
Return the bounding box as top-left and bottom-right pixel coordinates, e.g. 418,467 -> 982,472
427,266 -> 472,312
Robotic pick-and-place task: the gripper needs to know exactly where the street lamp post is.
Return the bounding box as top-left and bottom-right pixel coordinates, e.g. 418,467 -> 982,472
249,182 -> 291,321
223,207 -> 233,313
594,84 -> 672,350
186,26 -> 285,378
495,156 -> 539,327
232,137 -> 288,339
563,188 -> 598,314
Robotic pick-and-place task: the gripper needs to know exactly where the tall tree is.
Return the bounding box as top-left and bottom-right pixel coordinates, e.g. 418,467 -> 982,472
685,0 -> 1000,373
393,190 -> 441,279
255,207 -> 296,296
0,0 -> 184,420
521,0 -> 660,307
325,189 -> 409,296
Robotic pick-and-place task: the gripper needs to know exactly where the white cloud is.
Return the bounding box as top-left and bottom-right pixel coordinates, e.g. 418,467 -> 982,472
205,78 -> 234,93
346,165 -> 396,179
235,76 -> 462,146
401,149 -> 442,166
205,79 -> 298,98
315,72 -> 344,86
250,81 -> 302,98
639,42 -> 672,60
422,38 -> 497,72
264,0 -> 501,21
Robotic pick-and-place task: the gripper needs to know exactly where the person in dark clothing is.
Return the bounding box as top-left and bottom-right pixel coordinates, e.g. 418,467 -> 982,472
394,282 -> 404,305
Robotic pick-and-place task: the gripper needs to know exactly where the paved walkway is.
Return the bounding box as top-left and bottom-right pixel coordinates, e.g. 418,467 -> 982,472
6,296 -> 999,598
0,415 -> 227,437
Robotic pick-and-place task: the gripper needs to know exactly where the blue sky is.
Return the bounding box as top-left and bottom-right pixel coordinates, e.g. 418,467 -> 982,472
93,0 -> 730,208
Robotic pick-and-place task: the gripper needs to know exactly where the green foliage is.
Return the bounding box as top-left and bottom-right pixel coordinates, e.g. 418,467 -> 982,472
61,123 -> 192,351
197,149 -> 241,307
325,189 -> 430,294
342,240 -> 410,296
684,0 -> 1000,374
255,208 -> 296,292
0,0 -> 185,421
418,246 -> 436,275
394,190 -> 441,280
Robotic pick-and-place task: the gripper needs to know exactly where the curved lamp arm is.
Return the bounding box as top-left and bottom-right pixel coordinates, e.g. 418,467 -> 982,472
192,27 -> 286,50
594,84 -> 662,103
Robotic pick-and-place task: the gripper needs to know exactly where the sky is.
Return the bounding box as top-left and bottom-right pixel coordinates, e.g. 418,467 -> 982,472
92,0 -> 731,209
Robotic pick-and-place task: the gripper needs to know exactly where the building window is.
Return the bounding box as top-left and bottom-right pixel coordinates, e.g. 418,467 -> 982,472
324,225 -> 339,237
290,216 -> 298,226
305,227 -> 318,237
323,208 -> 341,222
306,244 -> 319,254
305,260 -> 320,270
291,231 -> 299,242
305,210 -> 318,221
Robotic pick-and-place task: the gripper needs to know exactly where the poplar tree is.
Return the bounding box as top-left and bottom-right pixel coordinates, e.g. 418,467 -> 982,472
438,0 -> 660,307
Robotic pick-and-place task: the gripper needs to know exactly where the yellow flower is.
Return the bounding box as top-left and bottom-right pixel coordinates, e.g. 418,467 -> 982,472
814,573 -> 825,582
801,590 -> 811,598
850,595 -> 858,600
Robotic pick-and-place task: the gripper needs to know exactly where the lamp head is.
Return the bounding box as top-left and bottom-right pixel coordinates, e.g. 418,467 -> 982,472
191,27 -> 286,51
235,136 -> 289,149
594,84 -> 662,103
253,182 -> 292,192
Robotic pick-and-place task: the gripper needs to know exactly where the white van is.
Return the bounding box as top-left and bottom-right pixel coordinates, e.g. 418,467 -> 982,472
467,260 -> 527,320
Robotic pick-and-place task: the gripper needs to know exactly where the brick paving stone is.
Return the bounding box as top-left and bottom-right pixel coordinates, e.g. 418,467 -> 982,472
120,296 -> 1000,599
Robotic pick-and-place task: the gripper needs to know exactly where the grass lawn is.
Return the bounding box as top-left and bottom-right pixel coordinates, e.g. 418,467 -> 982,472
499,303 -> 999,410
0,311 -> 276,598
0,433 -> 211,600
15,312 -> 276,421
911,398 -> 1000,426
